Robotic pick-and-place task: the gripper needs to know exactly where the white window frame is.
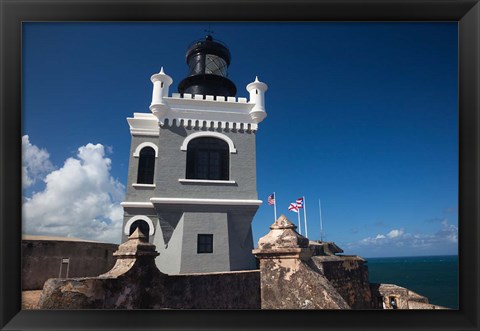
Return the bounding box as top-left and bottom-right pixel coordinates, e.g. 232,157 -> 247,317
180,131 -> 237,153
133,142 -> 159,157
124,215 -> 155,236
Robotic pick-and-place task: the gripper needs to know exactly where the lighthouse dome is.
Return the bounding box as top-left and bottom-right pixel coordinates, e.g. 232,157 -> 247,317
178,35 -> 237,97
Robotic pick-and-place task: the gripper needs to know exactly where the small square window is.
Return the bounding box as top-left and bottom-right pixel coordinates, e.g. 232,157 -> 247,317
197,234 -> 213,253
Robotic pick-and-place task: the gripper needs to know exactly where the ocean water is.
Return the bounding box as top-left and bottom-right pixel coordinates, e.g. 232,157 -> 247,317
366,255 -> 458,309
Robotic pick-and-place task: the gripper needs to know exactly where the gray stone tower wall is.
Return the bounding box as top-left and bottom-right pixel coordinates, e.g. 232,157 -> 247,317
123,124 -> 258,202
155,123 -> 258,199
122,122 -> 258,274
124,135 -> 159,202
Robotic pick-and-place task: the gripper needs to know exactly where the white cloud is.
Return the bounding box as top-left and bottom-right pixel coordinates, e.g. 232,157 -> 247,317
347,221 -> 458,252
22,142 -> 125,244
439,220 -> 458,243
387,229 -> 404,238
22,135 -> 54,188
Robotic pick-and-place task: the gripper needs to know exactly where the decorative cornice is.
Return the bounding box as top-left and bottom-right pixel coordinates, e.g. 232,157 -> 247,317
130,129 -> 159,137
158,93 -> 262,132
127,109 -> 259,135
127,113 -> 159,137
150,197 -> 262,206
161,118 -> 258,132
120,201 -> 154,208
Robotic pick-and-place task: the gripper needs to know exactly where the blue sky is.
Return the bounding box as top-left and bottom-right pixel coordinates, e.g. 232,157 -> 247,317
22,22 -> 458,257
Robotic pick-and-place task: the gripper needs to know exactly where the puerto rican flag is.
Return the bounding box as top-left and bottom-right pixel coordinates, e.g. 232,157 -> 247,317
288,203 -> 299,213
296,197 -> 304,209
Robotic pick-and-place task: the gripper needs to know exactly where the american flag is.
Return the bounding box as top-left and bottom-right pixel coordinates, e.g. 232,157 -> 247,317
296,197 -> 304,208
267,193 -> 275,206
288,203 -> 299,213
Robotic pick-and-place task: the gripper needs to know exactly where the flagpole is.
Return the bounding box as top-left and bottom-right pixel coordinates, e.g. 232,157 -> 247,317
297,209 -> 302,235
303,196 -> 308,238
318,199 -> 323,242
273,192 -> 277,221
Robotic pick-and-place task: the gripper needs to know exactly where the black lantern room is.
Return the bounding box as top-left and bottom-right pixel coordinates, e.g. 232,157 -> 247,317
178,35 -> 237,97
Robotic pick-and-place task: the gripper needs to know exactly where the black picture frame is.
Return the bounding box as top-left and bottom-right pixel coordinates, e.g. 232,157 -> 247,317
1,1 -> 478,330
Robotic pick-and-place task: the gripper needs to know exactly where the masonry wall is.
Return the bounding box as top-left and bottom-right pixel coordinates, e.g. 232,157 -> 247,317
164,270 -> 260,309
124,124 -> 258,204
122,121 -> 259,274
258,257 -> 350,309
369,283 -> 445,309
38,269 -> 260,309
311,255 -> 372,309
139,204 -> 256,274
35,223 -> 441,310
227,212 -> 256,271
154,123 -> 258,200
124,134 -> 159,203
22,240 -> 118,290
180,211 -> 231,273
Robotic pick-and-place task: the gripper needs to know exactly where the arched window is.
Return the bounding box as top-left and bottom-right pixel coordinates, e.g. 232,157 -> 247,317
186,137 -> 229,180
137,147 -> 155,184
129,219 -> 150,241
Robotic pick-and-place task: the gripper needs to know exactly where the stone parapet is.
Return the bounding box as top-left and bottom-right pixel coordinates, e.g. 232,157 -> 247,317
253,214 -> 313,260
312,255 -> 372,309
35,217 -> 441,310
37,229 -> 259,309
253,215 -> 349,309
309,240 -> 344,256
37,229 -> 167,309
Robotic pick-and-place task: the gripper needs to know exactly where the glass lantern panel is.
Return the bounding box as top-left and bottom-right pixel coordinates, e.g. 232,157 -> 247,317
205,54 -> 227,76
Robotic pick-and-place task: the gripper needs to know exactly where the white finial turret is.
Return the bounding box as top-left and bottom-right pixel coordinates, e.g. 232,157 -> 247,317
150,67 -> 173,120
246,76 -> 268,123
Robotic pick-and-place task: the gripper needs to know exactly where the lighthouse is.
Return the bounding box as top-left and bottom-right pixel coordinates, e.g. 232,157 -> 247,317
121,35 -> 268,274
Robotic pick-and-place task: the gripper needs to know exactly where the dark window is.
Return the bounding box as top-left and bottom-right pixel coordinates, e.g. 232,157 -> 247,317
197,234 -> 213,253
129,220 -> 150,241
186,137 -> 229,180
137,147 -> 155,184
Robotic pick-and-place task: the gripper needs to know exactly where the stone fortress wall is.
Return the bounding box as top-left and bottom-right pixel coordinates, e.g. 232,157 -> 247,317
33,215 -> 446,310
36,229 -> 260,309
22,235 -> 118,291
